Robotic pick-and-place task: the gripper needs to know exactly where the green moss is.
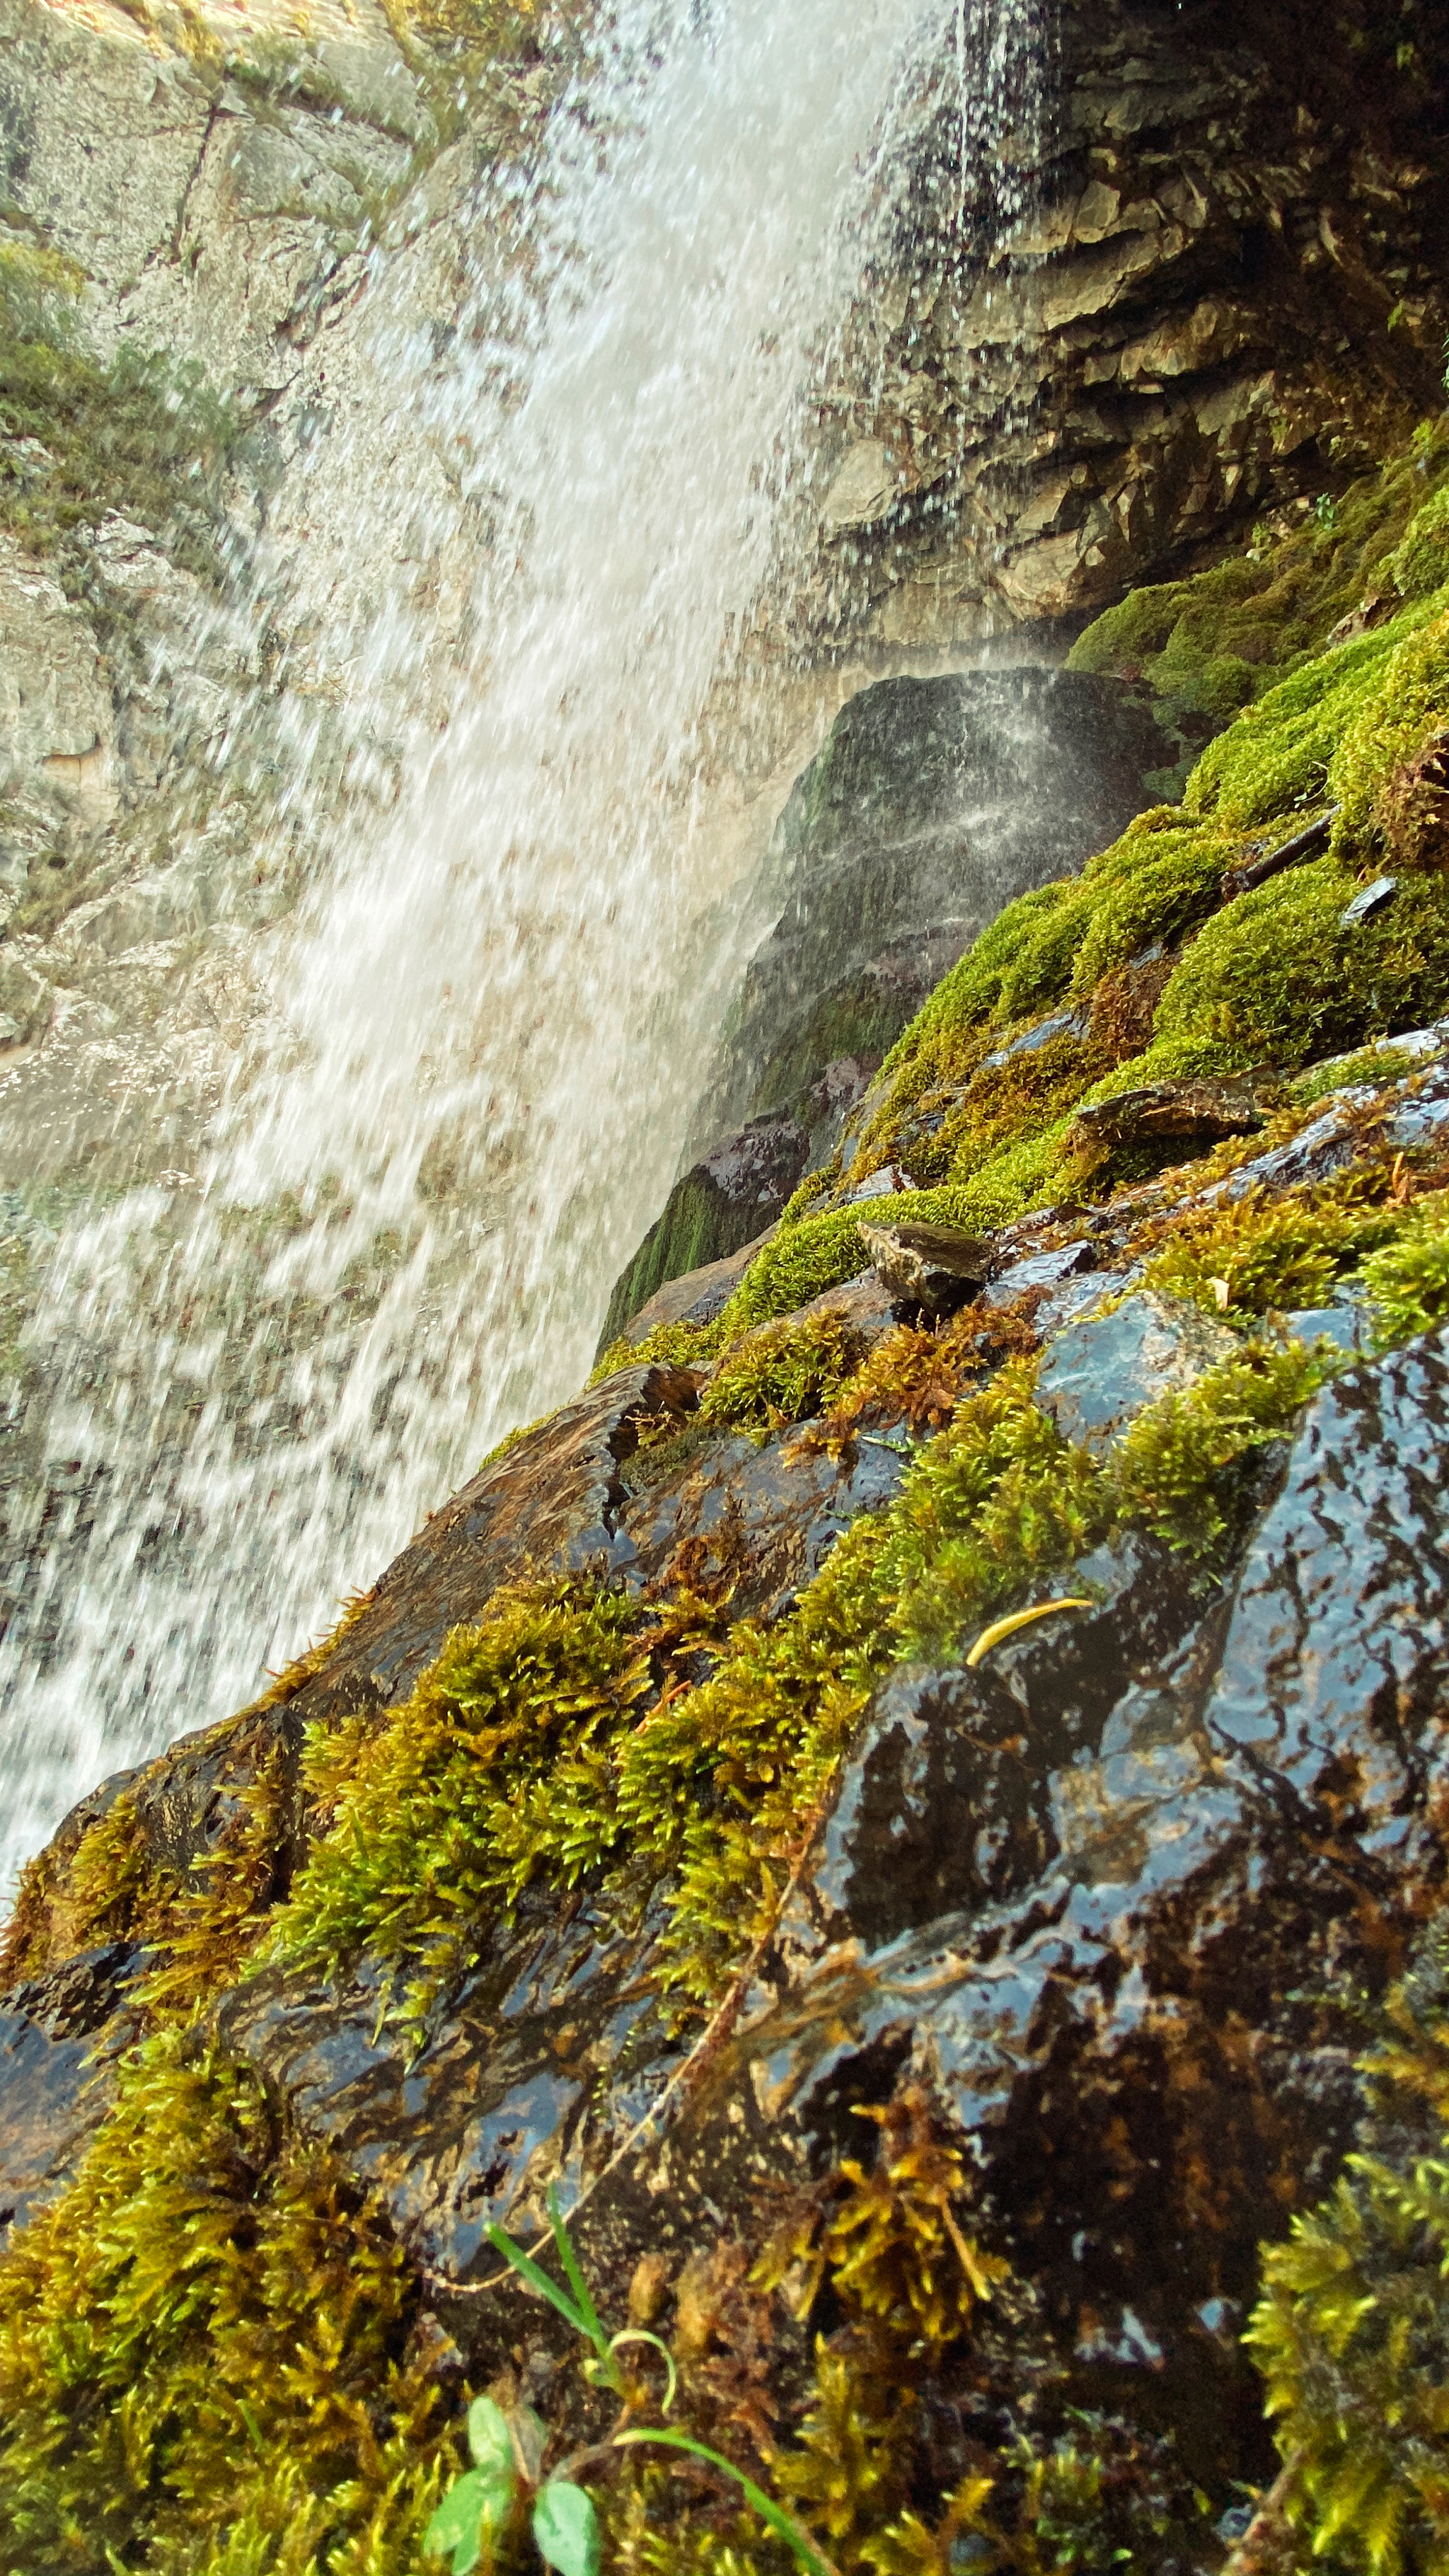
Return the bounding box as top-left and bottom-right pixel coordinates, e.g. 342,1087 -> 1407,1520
718,1209 -> 870,1334
1387,480 -> 1449,599
1330,599 -> 1449,863
698,1311 -> 868,1440
1245,1933 -> 1449,2576
1293,1041 -> 1421,1104
0,221 -> 241,564
1359,1190 -> 1449,1348
1108,1340 -> 1341,1560
0,2025 -> 452,2575
261,1580 -> 670,2031
1066,819 -> 1232,995
1154,858 -> 1449,1068
1136,1180 -> 1402,1324
589,1314 -> 726,1387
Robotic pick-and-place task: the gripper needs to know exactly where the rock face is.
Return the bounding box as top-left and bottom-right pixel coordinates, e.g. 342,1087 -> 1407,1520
4,10 -> 1449,2570
802,0 -> 1449,652
602,668 -> 1174,1344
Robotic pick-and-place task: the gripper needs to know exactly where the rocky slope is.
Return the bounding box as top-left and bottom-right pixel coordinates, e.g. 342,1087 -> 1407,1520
4,8 -> 1449,2576
5,394 -> 1449,2571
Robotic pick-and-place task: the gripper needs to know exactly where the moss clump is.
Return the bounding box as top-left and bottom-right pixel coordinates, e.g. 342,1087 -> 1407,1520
0,2024 -> 451,2575
1109,1340 -> 1340,1561
1293,1041 -> 1422,1104
805,426 -> 1449,1248
1136,1179 -> 1402,1323
1330,601 -> 1449,863
590,1315 -> 725,1387
1153,858 -> 1449,1069
262,1580 -> 693,2031
1246,1931 -> 1449,2576
1360,1189 -> 1449,1348
1,221 -> 239,564
698,1311 -> 868,1440
1387,480 -> 1449,600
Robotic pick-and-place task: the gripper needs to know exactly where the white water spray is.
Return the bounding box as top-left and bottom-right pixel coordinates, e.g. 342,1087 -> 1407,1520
0,0 -> 1046,1888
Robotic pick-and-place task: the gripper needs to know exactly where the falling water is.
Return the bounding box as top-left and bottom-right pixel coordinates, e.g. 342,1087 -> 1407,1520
0,0 -> 1048,1886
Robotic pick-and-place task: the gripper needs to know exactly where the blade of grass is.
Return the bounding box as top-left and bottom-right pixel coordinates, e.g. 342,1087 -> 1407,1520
485,2221 -> 594,2343
548,2185 -> 611,2357
613,2429 -> 839,2576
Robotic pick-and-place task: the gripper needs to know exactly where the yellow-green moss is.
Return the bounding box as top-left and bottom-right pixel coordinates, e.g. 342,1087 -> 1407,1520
589,1315 -> 725,1387
0,2024 -> 453,2575
1153,858 -> 1449,1068
1360,1189 -> 1449,1348
1136,1179 -> 1402,1324
698,1311 -> 867,1440
1246,1931 -> 1449,2576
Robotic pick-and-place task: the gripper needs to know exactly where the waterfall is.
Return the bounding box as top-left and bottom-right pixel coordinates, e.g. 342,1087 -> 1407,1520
0,0 -> 1046,1890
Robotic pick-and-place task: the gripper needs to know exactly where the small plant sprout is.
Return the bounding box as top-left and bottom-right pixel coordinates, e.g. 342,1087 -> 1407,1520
440,2188 -> 842,2576
425,2386 -> 601,2576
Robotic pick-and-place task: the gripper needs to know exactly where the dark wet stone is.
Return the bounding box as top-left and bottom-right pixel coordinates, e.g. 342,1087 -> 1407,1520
981,1006 -> 1092,1070
1211,1093 -> 1379,1201
798,1534 -> 1203,1956
843,1162 -> 915,1204
219,1900 -> 674,2280
1340,874 -> 1398,928
598,1118 -> 810,1351
1278,1301 -> 1368,1356
1203,1327 -> 1449,1853
1072,1075 -> 1265,1159
276,1360 -> 700,1736
606,670 -> 1174,1340
1386,1063 -> 1449,1151
686,1329 -> 1449,2486
1037,1267 -> 1134,1337
789,1267 -> 899,1344
0,1941 -> 141,2241
1035,1292 -> 1235,1453
981,1239 -> 1098,1305
612,1416 -> 907,1619
613,1225 -> 776,1349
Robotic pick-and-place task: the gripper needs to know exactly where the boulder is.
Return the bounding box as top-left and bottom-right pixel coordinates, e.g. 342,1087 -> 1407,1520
604,668 -> 1174,1344
859,1219 -> 995,1317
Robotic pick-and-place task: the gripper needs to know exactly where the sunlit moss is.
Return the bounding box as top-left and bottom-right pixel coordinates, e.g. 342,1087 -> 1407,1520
698,1310 -> 868,1440
1246,1929 -> 1449,2576
0,2025 -> 453,2575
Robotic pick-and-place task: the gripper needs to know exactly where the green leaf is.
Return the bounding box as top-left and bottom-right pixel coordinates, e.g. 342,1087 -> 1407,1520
533,2481 -> 602,2576
485,2220 -> 596,2346
468,2396 -> 517,2477
548,2186 -> 610,2356
425,2464 -> 516,2574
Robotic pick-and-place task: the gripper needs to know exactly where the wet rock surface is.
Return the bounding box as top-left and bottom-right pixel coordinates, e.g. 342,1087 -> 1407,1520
167,1322 -> 1449,2509
0,1942 -> 139,2243
270,1359 -> 703,1740
606,670 -> 1174,1338
1037,1292 -> 1237,1452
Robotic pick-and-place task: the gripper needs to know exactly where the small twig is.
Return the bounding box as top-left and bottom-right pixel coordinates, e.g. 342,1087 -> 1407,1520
1220,2451 -> 1305,2576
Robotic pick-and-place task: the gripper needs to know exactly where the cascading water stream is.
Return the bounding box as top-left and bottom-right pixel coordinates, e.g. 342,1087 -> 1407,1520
0,0 -> 1046,1890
